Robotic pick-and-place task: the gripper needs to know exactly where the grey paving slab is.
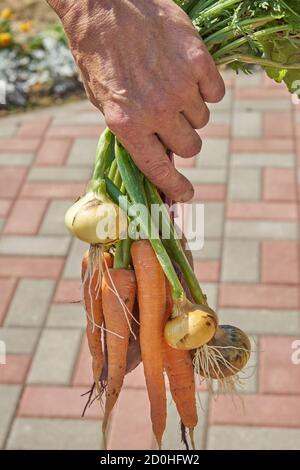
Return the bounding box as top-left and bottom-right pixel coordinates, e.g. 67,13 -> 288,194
219,309 -> 300,336
192,239 -> 222,261
207,426 -> 300,450
46,304 -> 86,328
204,203 -> 224,239
0,385 -> 21,449
209,90 -> 233,112
225,221 -> 298,240
202,283 -> 218,311
228,168 -> 261,201
67,138 -> 99,166
0,236 -> 70,256
233,111 -> 262,138
28,167 -> 91,182
180,168 -> 227,184
63,238 -> 88,279
6,418 -> 102,450
0,153 -> 33,166
231,153 -> 294,168
0,328 -> 39,355
196,138 -> 229,167
39,200 -> 73,235
5,280 -> 55,327
235,99 -> 291,111
27,328 -> 82,384
221,240 -> 260,283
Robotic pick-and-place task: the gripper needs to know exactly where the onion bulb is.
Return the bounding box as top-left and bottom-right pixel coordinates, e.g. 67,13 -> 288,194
197,325 -> 251,379
164,301 -> 218,350
65,192 -> 127,245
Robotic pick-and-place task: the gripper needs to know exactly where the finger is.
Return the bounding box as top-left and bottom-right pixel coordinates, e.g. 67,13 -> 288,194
183,95 -> 210,129
194,51 -> 225,103
118,133 -> 194,202
157,113 -> 202,158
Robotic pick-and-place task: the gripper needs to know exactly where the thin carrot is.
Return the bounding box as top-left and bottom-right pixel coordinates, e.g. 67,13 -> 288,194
81,250 -> 113,392
101,268 -> 137,441
131,240 -> 167,448
163,281 -> 198,447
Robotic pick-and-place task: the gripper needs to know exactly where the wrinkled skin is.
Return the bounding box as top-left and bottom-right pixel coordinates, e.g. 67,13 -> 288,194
47,0 -> 225,202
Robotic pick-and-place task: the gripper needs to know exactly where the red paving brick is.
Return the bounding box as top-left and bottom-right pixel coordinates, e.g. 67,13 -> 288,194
263,169 -> 297,201
174,155 -> 196,168
0,278 -> 17,325
227,202 -> 298,220
260,336 -> 300,395
210,394 -> 300,428
35,138 -> 72,166
261,241 -> 299,284
219,283 -> 299,309
200,124 -> 230,138
72,337 -> 92,387
0,355 -> 31,384
232,138 -> 293,153
0,257 -> 64,279
194,260 -> 220,282
54,279 -> 82,303
3,199 -> 48,235
263,111 -> 293,138
123,365 -> 146,390
0,168 -> 27,198
235,88 -> 289,99
0,199 -> 12,217
21,182 -> 86,199
17,118 -> 51,138
108,388 -> 154,450
0,138 -> 40,152
193,184 -> 226,201
18,385 -> 101,420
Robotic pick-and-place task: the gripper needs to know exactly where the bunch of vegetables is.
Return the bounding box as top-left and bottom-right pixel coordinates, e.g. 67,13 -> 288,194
65,0 -> 300,449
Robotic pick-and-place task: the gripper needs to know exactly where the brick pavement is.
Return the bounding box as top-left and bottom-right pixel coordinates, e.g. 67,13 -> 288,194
0,71 -> 300,450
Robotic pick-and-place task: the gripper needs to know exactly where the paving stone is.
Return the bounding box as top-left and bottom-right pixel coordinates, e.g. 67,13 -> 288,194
53,280 -> 82,304
0,167 -> 26,198
181,168 -> 227,184
4,199 -> 48,235
17,118 -> 51,138
0,199 -> 12,218
0,355 -> 31,384
5,280 -> 55,327
231,152 -> 294,168
63,239 -> 88,279
0,236 -> 70,256
219,309 -> 300,336
260,336 -> 300,394
232,138 -> 293,153
0,256 -> 64,279
209,90 -> 233,112
228,168 -> 261,201
67,138 -> 99,166
0,138 -> 40,153
0,385 -> 21,448
52,112 -> 104,126
233,111 -> 262,137
194,260 -> 220,282
28,329 -> 82,384
21,182 -> 86,199
235,74 -> 262,88
261,240 -> 299,284
203,203 -> 224,239
0,278 -> 16,325
6,418 -> 102,450
35,139 -> 72,166
164,392 -> 208,450
0,124 -> 17,137
192,239 -> 222,261
0,153 -> 33,166
72,336 -> 92,387
209,111 -> 230,125
210,394 -> 300,428
39,200 -> 73,235
227,202 -> 298,220
28,167 -> 91,182
46,304 -> 85,328
225,220 -> 298,240
46,125 -> 103,139
202,283 -> 218,311
207,426 -> 300,450
264,111 -> 293,138
0,328 -> 39,354
196,138 -> 229,167
220,283 -> 299,310
221,240 -> 259,283
235,98 -> 291,111
263,168 -> 297,201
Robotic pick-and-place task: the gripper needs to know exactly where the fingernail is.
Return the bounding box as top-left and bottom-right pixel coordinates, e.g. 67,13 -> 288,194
180,185 -> 194,202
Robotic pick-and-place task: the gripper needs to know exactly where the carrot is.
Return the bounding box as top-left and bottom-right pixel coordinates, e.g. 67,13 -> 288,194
162,282 -> 198,448
131,240 -> 167,448
81,250 -> 113,392
101,268 -> 137,440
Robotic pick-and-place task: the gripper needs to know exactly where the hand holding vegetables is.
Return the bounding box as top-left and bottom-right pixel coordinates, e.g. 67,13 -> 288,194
62,0 -> 300,449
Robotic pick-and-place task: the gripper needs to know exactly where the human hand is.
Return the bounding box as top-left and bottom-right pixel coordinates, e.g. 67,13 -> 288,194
47,0 -> 225,202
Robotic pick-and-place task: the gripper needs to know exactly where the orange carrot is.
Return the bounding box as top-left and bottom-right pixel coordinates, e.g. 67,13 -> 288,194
131,240 -> 167,448
163,281 -> 198,445
101,268 -> 137,438
81,251 -> 113,391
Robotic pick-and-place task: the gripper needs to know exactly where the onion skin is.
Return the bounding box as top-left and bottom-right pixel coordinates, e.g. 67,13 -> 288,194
164,304 -> 218,350
200,325 -> 251,379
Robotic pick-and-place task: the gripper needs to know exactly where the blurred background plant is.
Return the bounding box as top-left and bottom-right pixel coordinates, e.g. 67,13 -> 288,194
0,2 -> 83,112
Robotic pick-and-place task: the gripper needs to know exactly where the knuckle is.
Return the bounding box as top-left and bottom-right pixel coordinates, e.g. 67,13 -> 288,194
105,110 -> 132,136
144,159 -> 171,181
150,98 -> 169,117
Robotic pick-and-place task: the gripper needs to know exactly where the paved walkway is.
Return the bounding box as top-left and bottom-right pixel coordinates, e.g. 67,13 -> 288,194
0,71 -> 300,450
